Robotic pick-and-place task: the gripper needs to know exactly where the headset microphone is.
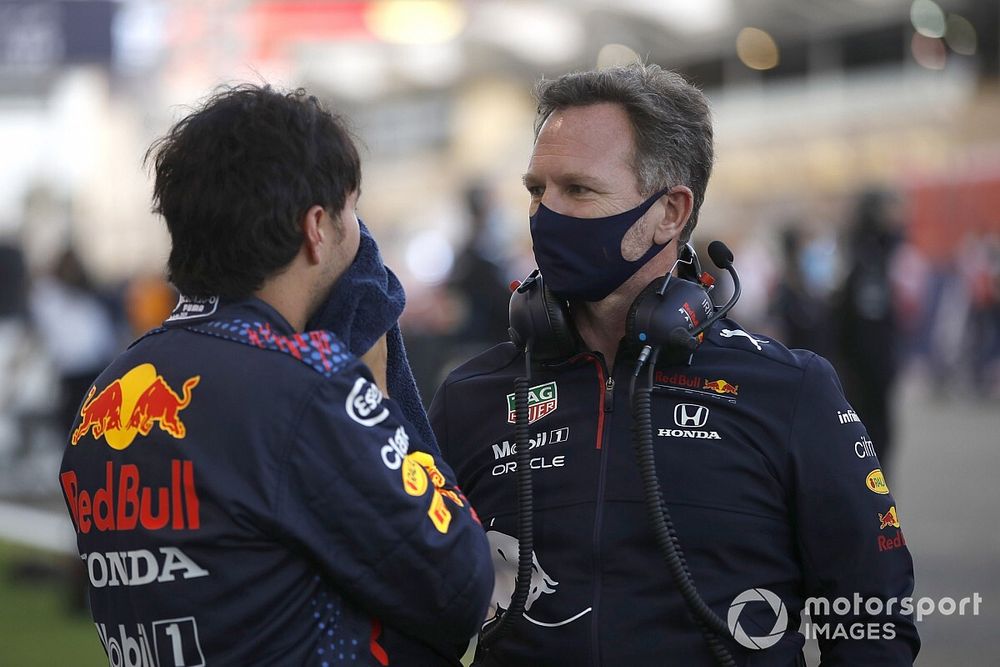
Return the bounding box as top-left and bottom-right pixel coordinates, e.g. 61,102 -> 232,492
707,239 -> 734,269
669,241 -> 742,352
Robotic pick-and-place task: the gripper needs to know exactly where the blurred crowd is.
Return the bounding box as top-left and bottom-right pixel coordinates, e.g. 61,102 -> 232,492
0,238 -> 175,496
1,181 -> 999,495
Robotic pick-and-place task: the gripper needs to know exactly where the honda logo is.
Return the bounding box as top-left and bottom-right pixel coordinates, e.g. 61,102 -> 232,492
674,403 -> 709,428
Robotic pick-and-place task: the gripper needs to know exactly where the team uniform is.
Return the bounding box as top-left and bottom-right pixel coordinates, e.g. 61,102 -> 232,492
60,297 -> 493,666
430,318 -> 919,666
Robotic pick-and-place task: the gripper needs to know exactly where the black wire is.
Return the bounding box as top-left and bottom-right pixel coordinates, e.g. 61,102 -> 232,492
631,346 -> 737,667
479,344 -> 535,649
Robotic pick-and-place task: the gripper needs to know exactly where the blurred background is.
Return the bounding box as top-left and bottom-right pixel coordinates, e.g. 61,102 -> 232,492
0,0 -> 998,664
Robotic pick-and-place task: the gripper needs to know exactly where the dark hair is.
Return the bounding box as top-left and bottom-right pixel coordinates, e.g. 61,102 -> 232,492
534,63 -> 713,243
146,84 -> 361,298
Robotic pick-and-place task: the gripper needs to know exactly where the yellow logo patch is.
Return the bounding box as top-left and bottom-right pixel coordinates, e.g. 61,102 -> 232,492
400,451 -> 464,533
865,468 -> 890,495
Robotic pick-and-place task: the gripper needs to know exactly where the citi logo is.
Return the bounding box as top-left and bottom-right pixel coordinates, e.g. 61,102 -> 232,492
838,409 -> 861,424
674,404 -> 709,428
855,437 -> 876,458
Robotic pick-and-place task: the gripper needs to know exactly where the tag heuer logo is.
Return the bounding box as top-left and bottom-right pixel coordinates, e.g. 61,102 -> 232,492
506,381 -> 558,424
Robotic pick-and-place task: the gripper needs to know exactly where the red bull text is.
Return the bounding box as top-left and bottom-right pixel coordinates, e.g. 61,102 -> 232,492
61,460 -> 200,534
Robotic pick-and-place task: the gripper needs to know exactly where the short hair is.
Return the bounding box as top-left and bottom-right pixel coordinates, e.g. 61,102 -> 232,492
534,64 -> 713,243
146,84 -> 361,299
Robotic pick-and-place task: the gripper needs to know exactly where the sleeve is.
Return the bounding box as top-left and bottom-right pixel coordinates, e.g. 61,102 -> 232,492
788,355 -> 920,664
273,372 -> 493,656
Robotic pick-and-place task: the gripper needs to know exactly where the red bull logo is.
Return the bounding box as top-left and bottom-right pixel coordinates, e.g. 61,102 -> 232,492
71,364 -> 200,450
703,379 -> 739,396
877,529 -> 907,553
654,371 -> 703,388
878,505 -> 900,530
61,460 -> 200,534
681,302 -> 701,327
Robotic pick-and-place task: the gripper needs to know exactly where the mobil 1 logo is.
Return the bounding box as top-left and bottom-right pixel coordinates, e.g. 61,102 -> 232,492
96,616 -> 204,667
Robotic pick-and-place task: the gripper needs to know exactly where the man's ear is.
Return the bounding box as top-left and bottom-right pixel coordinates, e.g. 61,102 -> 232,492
653,186 -> 693,244
301,205 -> 328,265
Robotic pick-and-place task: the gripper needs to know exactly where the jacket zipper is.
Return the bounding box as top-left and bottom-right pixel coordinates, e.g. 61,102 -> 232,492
587,355 -> 615,667
593,366 -> 615,449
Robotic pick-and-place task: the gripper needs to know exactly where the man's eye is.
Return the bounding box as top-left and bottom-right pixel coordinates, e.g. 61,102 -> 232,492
567,184 -> 590,195
526,185 -> 544,197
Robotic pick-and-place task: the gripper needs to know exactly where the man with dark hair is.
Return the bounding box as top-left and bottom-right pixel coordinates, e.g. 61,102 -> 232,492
430,64 -> 918,665
60,84 -> 492,666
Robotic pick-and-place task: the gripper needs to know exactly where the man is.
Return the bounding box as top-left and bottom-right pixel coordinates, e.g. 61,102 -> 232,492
60,85 -> 492,666
834,189 -> 904,473
429,64 -> 919,665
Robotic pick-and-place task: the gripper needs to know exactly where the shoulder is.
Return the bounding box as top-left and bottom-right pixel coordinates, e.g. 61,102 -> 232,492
438,342 -> 524,389
697,318 -> 848,403
165,321 -> 360,379
123,325 -> 377,416
702,318 -> 822,373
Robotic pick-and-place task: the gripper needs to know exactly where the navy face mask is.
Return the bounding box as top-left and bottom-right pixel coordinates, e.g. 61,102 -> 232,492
530,188 -> 672,302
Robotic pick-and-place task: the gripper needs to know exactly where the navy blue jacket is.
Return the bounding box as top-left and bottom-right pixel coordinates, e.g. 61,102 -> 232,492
429,319 -> 919,666
60,298 -> 493,666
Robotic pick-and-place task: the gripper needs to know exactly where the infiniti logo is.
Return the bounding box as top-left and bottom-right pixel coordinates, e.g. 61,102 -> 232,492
674,403 -> 709,428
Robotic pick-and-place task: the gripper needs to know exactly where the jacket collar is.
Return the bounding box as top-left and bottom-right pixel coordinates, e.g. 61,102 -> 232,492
163,295 -> 295,335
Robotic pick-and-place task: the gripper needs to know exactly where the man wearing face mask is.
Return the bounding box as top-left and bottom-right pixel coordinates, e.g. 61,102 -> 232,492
429,64 -> 918,666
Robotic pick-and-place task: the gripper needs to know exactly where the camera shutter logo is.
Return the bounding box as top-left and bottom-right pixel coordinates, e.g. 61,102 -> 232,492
674,403 -> 709,428
728,588 -> 788,650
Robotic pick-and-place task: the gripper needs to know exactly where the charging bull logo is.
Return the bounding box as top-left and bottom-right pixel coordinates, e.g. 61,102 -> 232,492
71,364 -> 200,450
703,379 -> 739,396
485,530 -> 591,629
878,505 -> 900,530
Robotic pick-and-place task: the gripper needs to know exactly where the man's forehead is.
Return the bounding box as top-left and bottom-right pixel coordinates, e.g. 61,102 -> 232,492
538,103 -> 633,149
528,102 -> 634,173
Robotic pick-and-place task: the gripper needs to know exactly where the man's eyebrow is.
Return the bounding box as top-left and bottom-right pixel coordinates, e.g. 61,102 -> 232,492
558,172 -> 603,186
521,172 -> 605,187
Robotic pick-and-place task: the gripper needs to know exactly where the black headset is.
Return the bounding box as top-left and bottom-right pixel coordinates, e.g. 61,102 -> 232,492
508,241 -> 739,363
487,241 -> 743,666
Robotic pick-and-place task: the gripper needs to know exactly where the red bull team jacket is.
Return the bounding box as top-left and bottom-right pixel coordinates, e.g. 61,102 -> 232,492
60,297 -> 493,666
429,318 -> 919,666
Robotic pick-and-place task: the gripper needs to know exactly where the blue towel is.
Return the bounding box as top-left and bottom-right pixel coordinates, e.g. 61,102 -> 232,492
307,221 -> 437,450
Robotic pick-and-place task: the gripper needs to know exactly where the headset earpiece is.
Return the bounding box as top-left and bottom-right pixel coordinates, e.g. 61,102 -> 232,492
625,277 -> 666,344
627,274 -> 714,355
627,241 -> 742,361
508,270 -> 579,362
